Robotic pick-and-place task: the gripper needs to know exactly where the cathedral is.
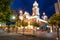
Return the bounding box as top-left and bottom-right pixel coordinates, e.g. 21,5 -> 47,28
19,1 -> 48,24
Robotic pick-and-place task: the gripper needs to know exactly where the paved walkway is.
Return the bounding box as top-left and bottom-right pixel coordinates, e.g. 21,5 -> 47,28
0,31 -> 60,40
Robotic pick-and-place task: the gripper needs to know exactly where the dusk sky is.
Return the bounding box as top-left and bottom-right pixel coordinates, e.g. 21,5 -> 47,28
11,0 -> 57,18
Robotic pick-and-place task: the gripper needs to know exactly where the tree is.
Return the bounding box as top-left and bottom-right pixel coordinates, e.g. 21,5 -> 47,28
16,19 -> 28,34
0,0 -> 14,33
48,14 -> 56,32
31,21 -> 40,34
49,14 -> 60,29
0,0 -> 13,12
0,0 -> 13,22
15,19 -> 21,33
21,20 -> 28,35
49,14 -> 60,39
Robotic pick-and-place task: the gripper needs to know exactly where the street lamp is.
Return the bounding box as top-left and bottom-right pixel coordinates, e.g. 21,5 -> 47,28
0,23 -> 1,27
11,15 -> 16,20
12,16 -> 16,20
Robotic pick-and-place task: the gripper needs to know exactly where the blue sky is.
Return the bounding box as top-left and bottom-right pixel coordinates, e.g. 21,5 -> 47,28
11,0 -> 57,18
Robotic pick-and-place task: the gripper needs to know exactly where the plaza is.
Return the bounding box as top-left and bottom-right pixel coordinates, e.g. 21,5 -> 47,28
0,0 -> 60,40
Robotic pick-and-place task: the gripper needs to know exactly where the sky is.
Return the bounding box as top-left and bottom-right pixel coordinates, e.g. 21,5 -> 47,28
11,0 -> 57,18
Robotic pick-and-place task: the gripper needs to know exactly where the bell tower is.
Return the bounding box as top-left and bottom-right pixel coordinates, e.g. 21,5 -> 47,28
32,1 -> 40,16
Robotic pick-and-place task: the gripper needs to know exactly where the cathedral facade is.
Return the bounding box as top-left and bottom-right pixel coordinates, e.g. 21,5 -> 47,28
19,1 -> 48,24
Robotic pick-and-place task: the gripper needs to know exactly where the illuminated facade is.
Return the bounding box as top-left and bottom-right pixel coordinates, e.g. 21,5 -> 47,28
19,1 -> 48,24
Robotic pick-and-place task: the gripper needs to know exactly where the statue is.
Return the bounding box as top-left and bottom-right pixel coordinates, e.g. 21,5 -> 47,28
42,12 -> 48,21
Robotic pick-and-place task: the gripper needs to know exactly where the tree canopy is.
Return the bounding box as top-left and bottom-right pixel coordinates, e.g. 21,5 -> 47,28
31,21 -> 40,27
0,0 -> 13,22
21,20 -> 28,27
16,20 -> 28,27
49,14 -> 60,26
